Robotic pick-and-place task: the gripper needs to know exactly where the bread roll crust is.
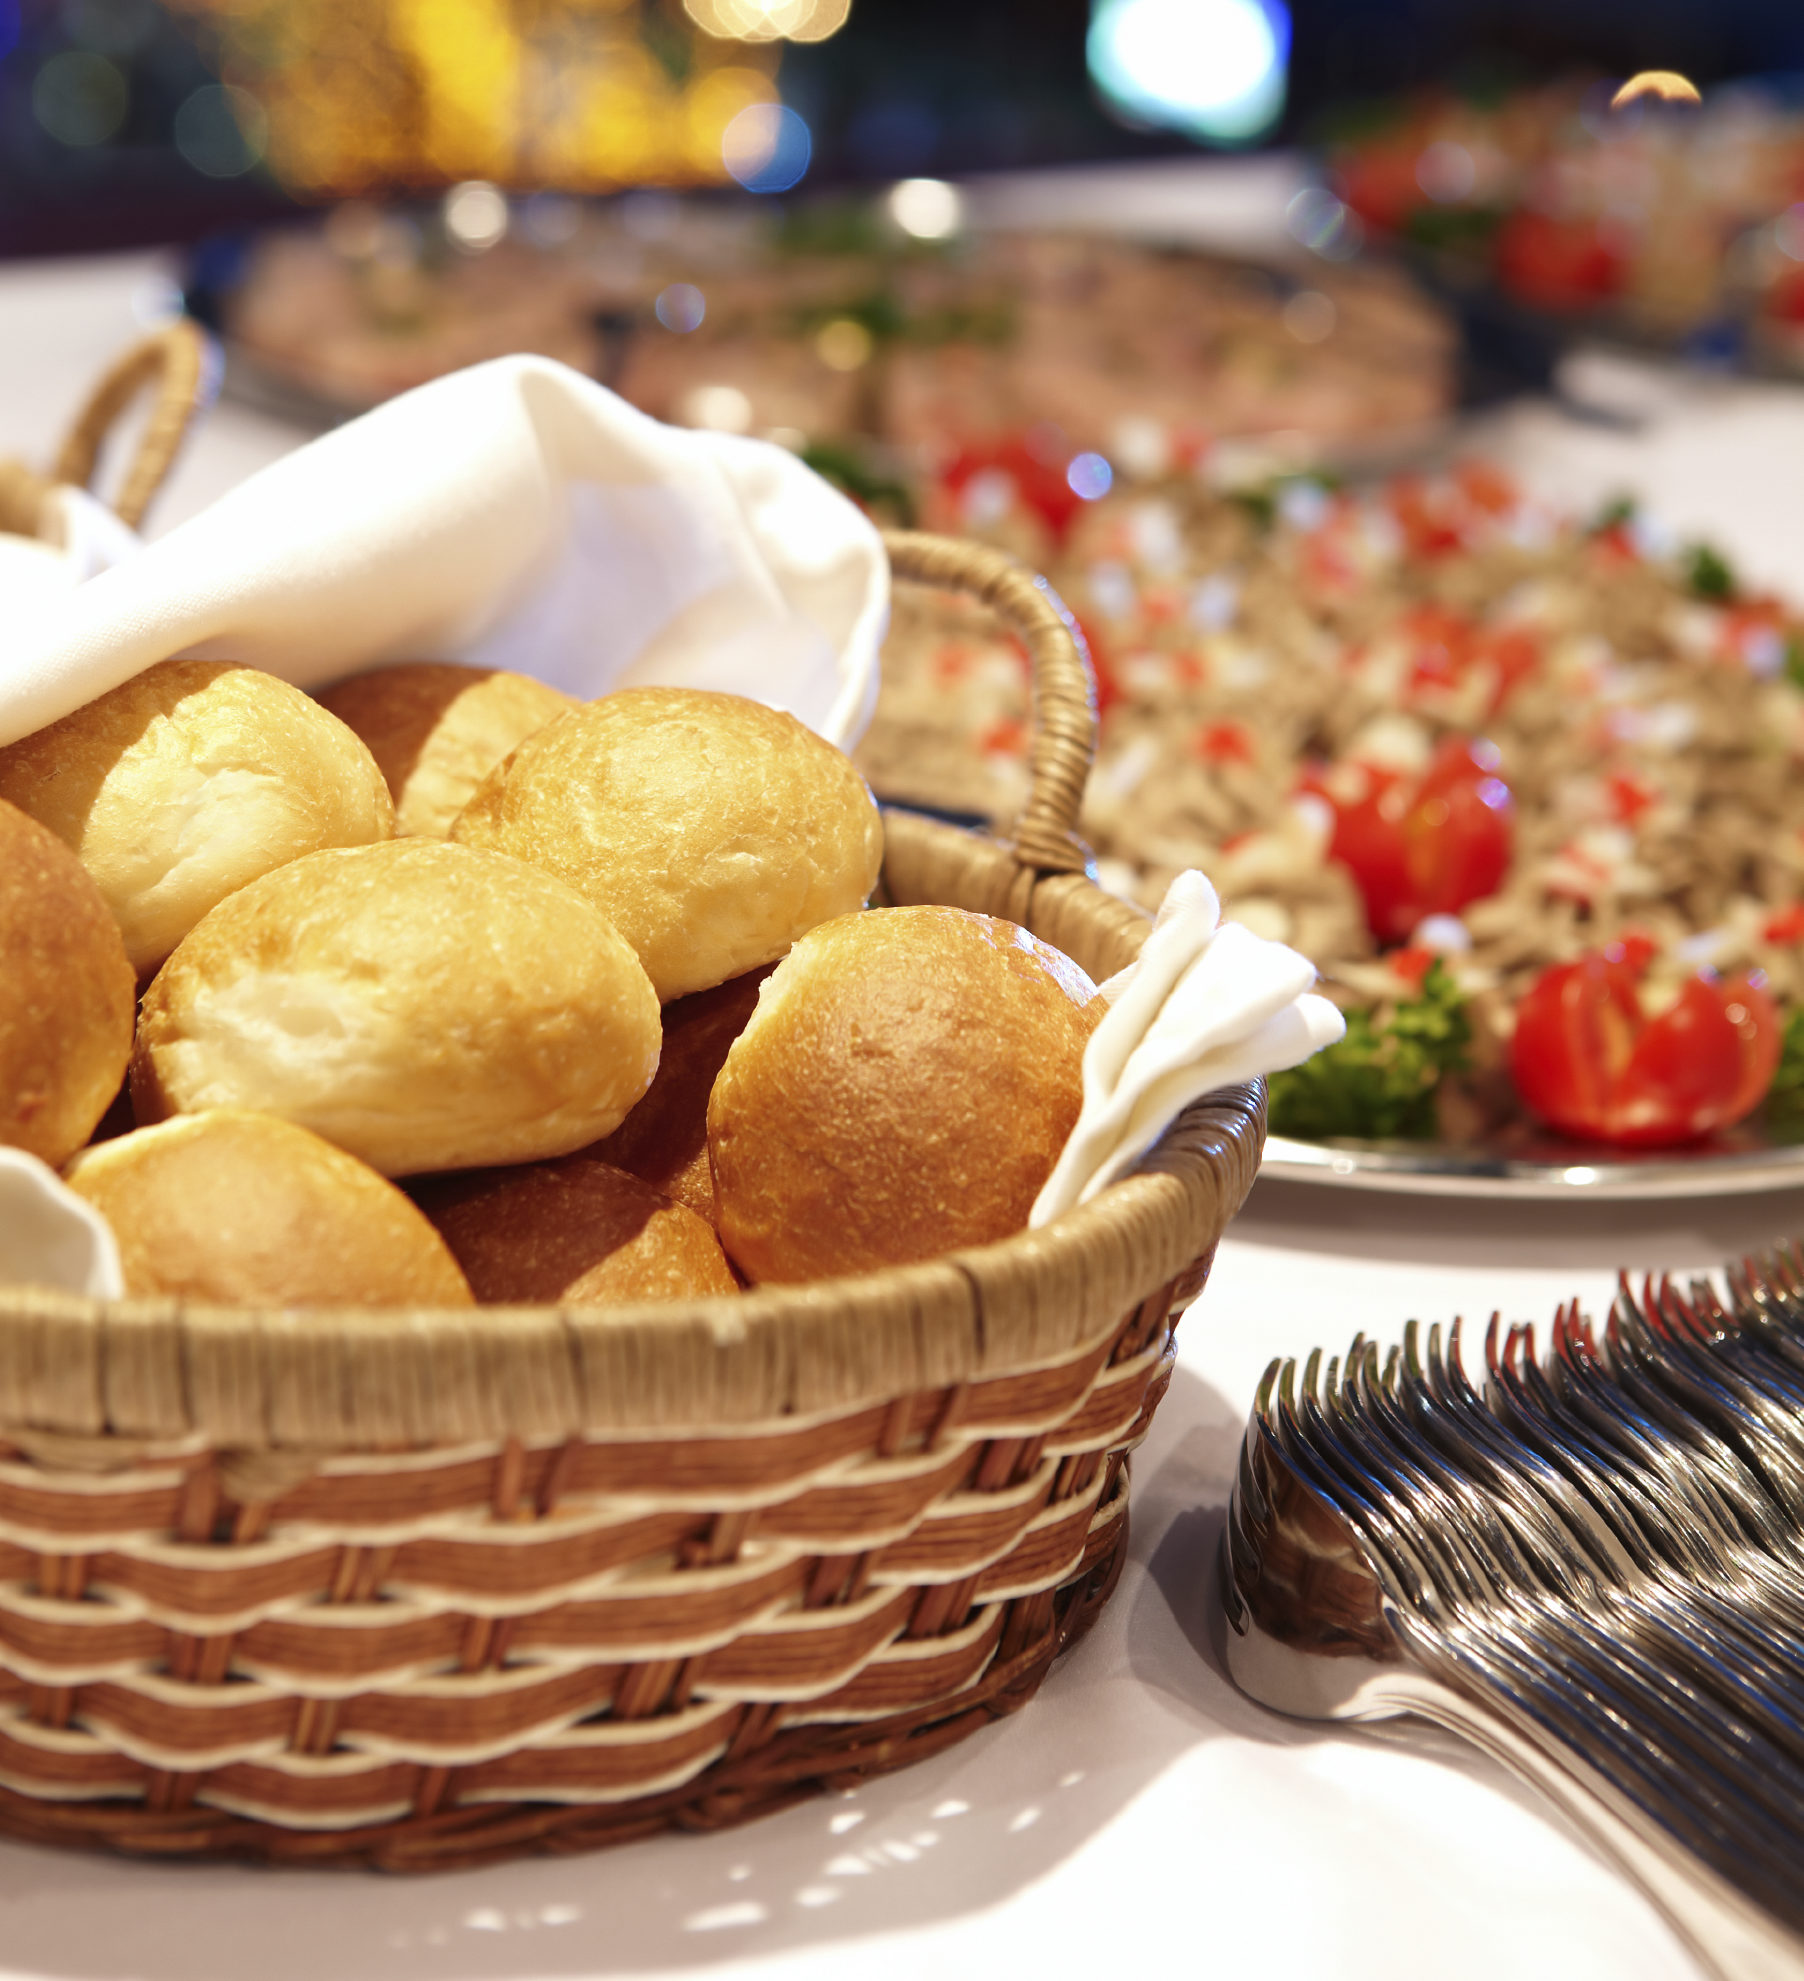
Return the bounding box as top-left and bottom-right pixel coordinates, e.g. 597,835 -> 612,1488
318,663 -> 573,840
0,798 -> 136,1166
413,1154 -> 737,1304
588,966 -> 771,1222
708,906 -> 1099,1284
451,688 -> 883,1002
65,1110 -> 473,1307
133,840 -> 661,1177
0,660 -> 394,976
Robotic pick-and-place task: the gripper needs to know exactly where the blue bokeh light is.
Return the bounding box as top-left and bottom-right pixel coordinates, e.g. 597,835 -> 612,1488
1067,452 -> 1114,501
723,104 -> 812,196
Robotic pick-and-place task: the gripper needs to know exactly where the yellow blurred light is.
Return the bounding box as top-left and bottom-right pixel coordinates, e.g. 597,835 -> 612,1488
392,0 -> 520,181
680,383 -> 755,431
167,0 -> 767,196
685,0 -> 850,44
786,0 -> 850,42
816,317 -> 873,369
1611,70 -> 1702,109
684,63 -> 779,173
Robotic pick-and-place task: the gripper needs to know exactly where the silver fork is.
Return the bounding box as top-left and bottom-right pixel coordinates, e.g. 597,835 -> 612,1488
1218,1252 -> 1804,1981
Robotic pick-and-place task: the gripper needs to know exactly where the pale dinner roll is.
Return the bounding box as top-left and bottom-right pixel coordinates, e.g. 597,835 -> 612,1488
64,1111 -> 473,1307
0,660 -> 393,976
451,688 -> 883,1002
413,1154 -> 737,1305
0,798 -> 136,1167
588,966 -> 772,1223
709,906 -> 1100,1284
317,662 -> 573,840
132,840 -> 661,1177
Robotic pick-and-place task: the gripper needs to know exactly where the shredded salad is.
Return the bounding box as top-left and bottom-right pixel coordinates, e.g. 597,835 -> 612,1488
857,456 -> 1804,1149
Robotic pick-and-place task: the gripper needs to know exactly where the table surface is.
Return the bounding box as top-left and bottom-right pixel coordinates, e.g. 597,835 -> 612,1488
5,229 -> 1803,1981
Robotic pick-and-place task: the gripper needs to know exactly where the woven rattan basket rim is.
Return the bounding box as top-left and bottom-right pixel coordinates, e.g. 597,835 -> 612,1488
0,532 -> 1264,1452
0,321 -> 213,541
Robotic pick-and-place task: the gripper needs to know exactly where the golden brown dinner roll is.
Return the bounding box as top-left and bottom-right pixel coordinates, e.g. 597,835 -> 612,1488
0,799 -> 136,1167
413,1154 -> 737,1305
709,906 -> 1099,1283
451,688 -> 883,1002
317,662 -> 573,840
588,966 -> 772,1222
0,660 -> 393,976
132,840 -> 660,1177
64,1110 -> 473,1307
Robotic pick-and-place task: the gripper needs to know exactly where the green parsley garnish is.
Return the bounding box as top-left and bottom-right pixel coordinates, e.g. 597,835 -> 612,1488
799,440 -> 916,526
1590,493 -> 1637,533
1764,1006 -> 1804,1138
1266,960 -> 1471,1141
1685,542 -> 1736,601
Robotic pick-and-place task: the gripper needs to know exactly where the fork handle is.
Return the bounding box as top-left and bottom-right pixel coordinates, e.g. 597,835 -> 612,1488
1369,1668 -> 1804,1981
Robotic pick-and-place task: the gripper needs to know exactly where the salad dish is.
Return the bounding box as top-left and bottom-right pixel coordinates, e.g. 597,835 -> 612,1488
861,451 -> 1804,1182
1325,76 -> 1804,369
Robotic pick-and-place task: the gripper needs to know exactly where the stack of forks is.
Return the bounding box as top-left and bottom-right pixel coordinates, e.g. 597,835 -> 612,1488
1219,1245 -> 1804,1981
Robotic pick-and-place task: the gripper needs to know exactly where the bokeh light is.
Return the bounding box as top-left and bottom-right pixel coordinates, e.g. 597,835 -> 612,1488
1612,70 -> 1702,110
816,317 -> 874,369
889,177 -> 963,239
679,383 -> 755,432
1067,453 -> 1114,501
655,283 -> 707,333
1088,0 -> 1289,147
1414,139 -> 1475,204
685,0 -> 850,42
33,50 -> 128,148
173,83 -> 267,178
1280,289 -> 1336,342
1286,187 -> 1363,261
443,180 -> 508,252
63,0 -> 154,59
722,101 -> 811,192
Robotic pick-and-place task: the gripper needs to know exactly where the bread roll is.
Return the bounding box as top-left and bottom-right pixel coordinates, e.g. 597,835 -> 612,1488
413,1154 -> 737,1305
132,840 -> 660,1177
65,1110 -> 473,1307
0,799 -> 136,1166
0,660 -> 393,976
709,906 -> 1099,1283
588,966 -> 771,1222
451,688 -> 883,1001
317,662 -> 573,840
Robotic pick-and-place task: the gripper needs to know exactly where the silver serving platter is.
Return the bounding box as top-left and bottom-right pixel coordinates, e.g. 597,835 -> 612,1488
1262,1126 -> 1804,1199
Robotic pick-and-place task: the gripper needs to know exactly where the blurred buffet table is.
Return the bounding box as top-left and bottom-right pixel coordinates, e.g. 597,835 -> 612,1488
9,210 -> 1804,1981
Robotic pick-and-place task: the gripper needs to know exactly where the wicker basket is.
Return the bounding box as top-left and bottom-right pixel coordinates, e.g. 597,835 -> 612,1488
0,321 -> 213,542
0,518 -> 1264,1869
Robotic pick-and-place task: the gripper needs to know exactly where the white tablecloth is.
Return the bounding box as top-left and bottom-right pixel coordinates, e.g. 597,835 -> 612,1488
4,242 -> 1802,1981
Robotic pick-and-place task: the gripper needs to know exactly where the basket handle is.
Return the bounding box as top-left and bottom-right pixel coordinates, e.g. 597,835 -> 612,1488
881,528 -> 1096,876
51,320 -> 217,531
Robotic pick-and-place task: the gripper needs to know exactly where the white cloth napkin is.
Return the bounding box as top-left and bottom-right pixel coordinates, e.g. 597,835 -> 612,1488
1031,870 -> 1346,1226
0,484 -> 142,609
0,1149 -> 124,1300
0,356 -> 889,751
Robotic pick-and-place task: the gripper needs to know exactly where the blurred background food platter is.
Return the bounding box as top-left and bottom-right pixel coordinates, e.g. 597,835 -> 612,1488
187,192 -> 1461,484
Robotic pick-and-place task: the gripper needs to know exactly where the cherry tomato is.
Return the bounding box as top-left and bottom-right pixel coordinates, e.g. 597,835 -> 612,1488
1310,737 -> 1514,945
1493,211 -> 1625,312
1333,142 -> 1428,232
941,435 -> 1083,542
1510,951 -> 1780,1147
